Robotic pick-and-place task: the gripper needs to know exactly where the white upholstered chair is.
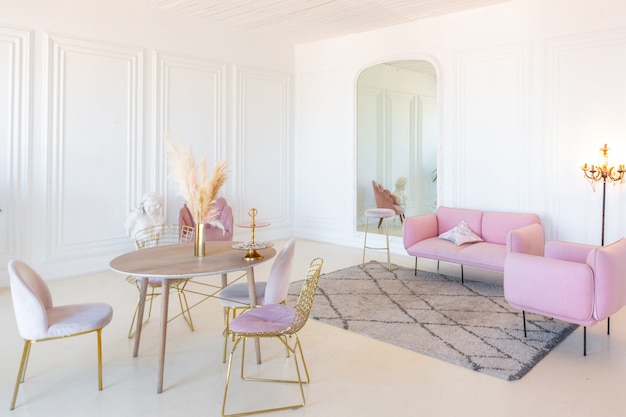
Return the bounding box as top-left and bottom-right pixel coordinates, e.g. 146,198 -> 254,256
217,238 -> 296,362
8,259 -> 113,410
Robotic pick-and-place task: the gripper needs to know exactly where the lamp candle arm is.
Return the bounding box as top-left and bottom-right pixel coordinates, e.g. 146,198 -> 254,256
581,144 -> 625,247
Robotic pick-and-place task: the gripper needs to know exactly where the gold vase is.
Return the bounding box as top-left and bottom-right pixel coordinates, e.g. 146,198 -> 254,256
194,223 -> 205,257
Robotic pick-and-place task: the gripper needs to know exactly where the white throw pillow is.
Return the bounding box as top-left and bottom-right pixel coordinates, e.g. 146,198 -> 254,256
439,221 -> 483,246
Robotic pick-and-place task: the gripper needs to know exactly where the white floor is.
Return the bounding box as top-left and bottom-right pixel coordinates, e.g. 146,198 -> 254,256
2,239 -> 626,417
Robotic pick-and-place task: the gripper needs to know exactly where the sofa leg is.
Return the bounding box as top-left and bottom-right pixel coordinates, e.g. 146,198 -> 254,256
584,326 -> 587,356
522,311 -> 527,338
414,257 -> 418,276
461,265 -> 464,284
608,316 -> 610,335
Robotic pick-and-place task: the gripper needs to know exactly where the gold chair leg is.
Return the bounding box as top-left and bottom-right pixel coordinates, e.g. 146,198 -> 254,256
97,328 -> 104,390
128,287 -> 159,339
222,307 -> 231,363
222,335 -> 308,417
10,340 -> 32,410
175,282 -> 195,331
127,297 -> 141,338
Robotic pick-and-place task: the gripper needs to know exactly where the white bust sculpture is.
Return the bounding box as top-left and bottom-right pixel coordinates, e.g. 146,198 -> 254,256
393,177 -> 408,206
125,192 -> 166,238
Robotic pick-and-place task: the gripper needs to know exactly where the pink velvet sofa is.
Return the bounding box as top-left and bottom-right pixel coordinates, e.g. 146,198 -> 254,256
504,238 -> 626,355
402,206 -> 544,282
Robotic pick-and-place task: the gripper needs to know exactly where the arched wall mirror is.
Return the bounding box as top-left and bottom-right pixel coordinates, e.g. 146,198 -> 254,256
356,60 -> 439,237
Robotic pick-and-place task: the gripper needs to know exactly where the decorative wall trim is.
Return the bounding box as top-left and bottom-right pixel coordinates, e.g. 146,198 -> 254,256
0,25 -> 31,283
545,28 -> 626,242
295,70 -> 345,236
152,51 -> 228,215
454,43 -> 531,209
234,65 -> 291,230
43,33 -> 144,261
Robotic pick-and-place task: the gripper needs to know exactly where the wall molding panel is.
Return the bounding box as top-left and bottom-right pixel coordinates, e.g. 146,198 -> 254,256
234,65 -> 291,236
453,43 -> 531,210
295,71 -> 346,241
152,52 -> 228,222
545,28 -> 626,244
43,33 -> 144,269
0,25 -> 31,285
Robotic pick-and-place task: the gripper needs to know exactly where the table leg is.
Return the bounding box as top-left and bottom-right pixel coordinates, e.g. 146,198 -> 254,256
247,267 -> 262,364
157,277 -> 171,394
133,277 -> 148,358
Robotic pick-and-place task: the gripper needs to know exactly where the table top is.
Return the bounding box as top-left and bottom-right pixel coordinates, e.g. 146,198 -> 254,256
109,241 -> 276,278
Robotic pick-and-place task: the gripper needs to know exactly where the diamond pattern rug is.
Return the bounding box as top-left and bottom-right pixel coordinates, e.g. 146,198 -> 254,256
288,263 -> 577,381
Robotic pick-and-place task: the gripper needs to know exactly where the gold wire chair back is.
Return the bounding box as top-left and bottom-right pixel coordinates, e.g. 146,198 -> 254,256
133,224 -> 194,250
221,257 -> 324,417
286,257 -> 323,335
126,223 -> 196,338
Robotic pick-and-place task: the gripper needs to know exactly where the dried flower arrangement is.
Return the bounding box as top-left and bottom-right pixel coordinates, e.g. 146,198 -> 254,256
165,137 -> 228,229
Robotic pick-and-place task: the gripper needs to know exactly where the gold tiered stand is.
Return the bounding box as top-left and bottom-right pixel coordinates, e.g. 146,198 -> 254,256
233,208 -> 272,261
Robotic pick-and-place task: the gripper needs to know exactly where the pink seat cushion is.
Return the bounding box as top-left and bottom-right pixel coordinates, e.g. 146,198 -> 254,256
229,304 -> 295,334
365,208 -> 395,218
47,303 -> 113,338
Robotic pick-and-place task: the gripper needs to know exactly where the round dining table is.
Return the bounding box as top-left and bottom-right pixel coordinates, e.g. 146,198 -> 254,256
109,240 -> 276,393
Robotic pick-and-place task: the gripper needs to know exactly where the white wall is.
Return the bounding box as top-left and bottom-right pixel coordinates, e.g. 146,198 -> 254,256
0,0 -> 295,285
294,0 -> 626,253
3,0 -> 626,286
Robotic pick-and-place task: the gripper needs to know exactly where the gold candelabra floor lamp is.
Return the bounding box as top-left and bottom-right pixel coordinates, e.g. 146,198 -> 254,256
581,144 -> 625,246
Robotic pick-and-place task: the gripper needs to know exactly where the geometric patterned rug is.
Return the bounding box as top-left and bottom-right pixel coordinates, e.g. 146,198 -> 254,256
288,263 -> 578,381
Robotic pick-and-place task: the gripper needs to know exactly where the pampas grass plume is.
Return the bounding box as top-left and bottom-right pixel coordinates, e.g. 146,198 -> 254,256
165,136 -> 228,224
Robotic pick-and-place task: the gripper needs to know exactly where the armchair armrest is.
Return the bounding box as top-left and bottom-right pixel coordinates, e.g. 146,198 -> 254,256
504,252 -> 595,325
506,223 -> 544,256
544,240 -> 597,263
402,213 -> 438,249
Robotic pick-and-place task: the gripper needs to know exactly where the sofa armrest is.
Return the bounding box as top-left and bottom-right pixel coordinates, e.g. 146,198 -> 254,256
504,252 -> 595,324
402,213 -> 438,249
544,240 -> 597,263
506,223 -> 544,256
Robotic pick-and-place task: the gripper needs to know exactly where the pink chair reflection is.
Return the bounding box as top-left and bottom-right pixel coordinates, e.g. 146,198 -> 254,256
372,180 -> 405,227
504,238 -> 626,355
179,197 -> 233,241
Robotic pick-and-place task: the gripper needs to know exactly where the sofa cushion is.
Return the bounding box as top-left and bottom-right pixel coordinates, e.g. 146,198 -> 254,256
439,221 -> 483,246
456,242 -> 507,271
405,237 -> 466,264
482,212 -> 540,245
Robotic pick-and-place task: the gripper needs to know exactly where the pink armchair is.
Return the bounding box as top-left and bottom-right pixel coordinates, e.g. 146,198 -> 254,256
179,197 -> 233,241
504,238 -> 626,355
372,180 -> 405,227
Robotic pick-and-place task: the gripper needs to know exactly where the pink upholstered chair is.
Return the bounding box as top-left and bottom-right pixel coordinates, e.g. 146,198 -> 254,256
372,180 -> 405,227
217,238 -> 296,362
221,257 -> 323,417
178,197 -> 233,241
8,260 -> 113,410
504,238 -> 626,355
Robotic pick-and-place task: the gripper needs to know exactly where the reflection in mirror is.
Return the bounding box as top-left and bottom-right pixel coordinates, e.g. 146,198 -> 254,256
356,60 -> 438,237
